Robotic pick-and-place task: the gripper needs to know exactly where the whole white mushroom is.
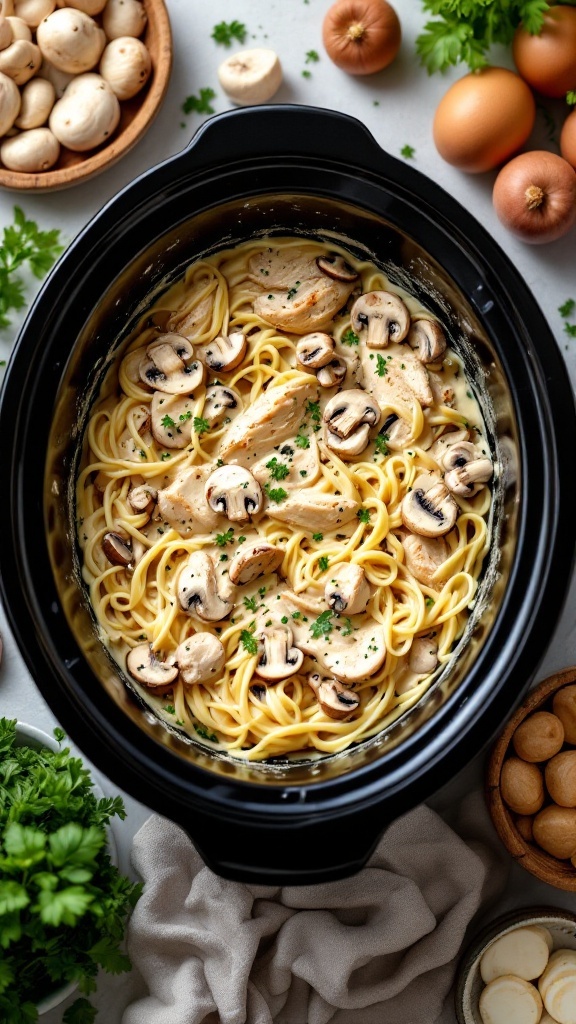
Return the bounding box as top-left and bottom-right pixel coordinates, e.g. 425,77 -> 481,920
6,14 -> 31,39
99,35 -> 149,99
0,12 -> 12,47
0,1 -> 15,16
49,71 -> 120,150
14,0 -> 55,28
36,8 -> 105,73
0,37 -> 40,83
56,0 -> 108,13
0,126 -> 59,170
102,0 -> 146,39
39,55 -> 72,95
15,75 -> 55,127
0,68 -> 20,133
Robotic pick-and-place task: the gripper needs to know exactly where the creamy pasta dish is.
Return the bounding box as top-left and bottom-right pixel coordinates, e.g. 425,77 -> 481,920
77,237 -> 493,761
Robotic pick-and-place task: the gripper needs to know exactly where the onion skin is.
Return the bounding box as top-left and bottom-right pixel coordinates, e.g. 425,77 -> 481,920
322,0 -> 401,76
561,110 -> 576,171
493,151 -> 576,244
513,6 -> 576,99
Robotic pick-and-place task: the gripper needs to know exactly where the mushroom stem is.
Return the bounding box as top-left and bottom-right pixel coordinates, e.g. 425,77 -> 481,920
525,184 -> 545,210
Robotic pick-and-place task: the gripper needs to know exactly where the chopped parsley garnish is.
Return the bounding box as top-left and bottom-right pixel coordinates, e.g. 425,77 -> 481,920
266,456 -> 290,480
305,49 -> 320,63
164,705 -> 176,714
182,87 -> 217,115
375,353 -> 388,377
565,323 -> 576,338
161,414 -> 176,429
357,508 -> 371,523
301,69 -> 312,78
400,144 -> 416,159
341,618 -> 353,636
281,615 -> 288,624
243,595 -> 258,612
215,528 -> 234,547
312,532 -> 323,542
179,410 -> 192,422
341,328 -> 359,346
559,298 -> 575,319
193,722 -> 219,742
374,434 -> 389,456
568,91 -> 576,106
211,20 -> 247,46
160,452 -> 171,461
295,433 -> 310,449
287,281 -> 301,300
310,610 -> 334,639
240,628 -> 258,655
264,483 -> 288,503
318,555 -> 329,571
305,399 -> 321,424
425,596 -> 435,607
194,415 -> 210,436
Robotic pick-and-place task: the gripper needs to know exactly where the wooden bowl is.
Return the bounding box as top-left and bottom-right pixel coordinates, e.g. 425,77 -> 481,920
0,0 -> 172,192
486,667 -> 576,891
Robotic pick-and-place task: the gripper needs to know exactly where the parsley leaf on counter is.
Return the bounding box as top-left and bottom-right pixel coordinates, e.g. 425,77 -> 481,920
305,49 -> 320,63
565,323 -> 576,338
559,298 -> 575,318
0,207 -> 62,330
182,88 -> 217,115
400,144 -> 416,159
211,20 -> 247,46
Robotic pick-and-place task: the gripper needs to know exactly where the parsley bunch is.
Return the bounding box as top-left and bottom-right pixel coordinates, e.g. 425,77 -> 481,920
416,0 -> 550,74
0,719 -> 141,1024
0,207 -> 62,330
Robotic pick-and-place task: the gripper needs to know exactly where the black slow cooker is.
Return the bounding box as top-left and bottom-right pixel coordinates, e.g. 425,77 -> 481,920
1,106 -> 574,884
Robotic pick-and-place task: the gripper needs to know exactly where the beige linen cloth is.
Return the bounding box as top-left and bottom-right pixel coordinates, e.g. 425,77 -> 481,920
123,793 -> 506,1024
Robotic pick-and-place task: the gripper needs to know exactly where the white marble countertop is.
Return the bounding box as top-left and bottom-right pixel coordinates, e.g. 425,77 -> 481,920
1,0 -> 576,1020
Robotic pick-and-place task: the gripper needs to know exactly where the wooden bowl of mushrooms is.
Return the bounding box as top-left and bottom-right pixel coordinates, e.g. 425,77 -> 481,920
487,668 -> 576,891
0,0 -> 172,191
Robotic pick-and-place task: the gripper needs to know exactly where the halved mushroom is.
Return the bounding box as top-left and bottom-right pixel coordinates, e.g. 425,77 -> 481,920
316,253 -> 359,283
150,392 -> 195,449
102,531 -> 132,566
177,550 -> 233,622
402,532 -> 448,589
127,643 -> 178,692
325,563 -> 371,616
128,483 -> 157,516
139,335 -> 203,395
205,465 -> 262,524
442,441 -> 493,497
308,672 -> 360,720
229,540 -> 284,585
379,413 -> 412,451
295,331 -> 335,369
176,633 -> 225,686
351,291 -> 411,348
428,428 -> 470,465
409,636 -> 438,675
255,625 -> 303,682
408,319 -> 447,364
401,475 -> 458,538
200,332 -> 246,372
202,384 -> 241,428
323,389 -> 380,439
325,424 -> 371,459
317,358 -> 346,388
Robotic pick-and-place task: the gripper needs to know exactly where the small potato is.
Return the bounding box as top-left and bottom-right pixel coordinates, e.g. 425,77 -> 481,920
546,751 -> 576,808
480,926 -> 551,983
553,684 -> 576,745
99,35 -> 150,99
15,76 -> 55,128
533,805 -> 576,859
513,711 -> 565,762
501,757 -> 545,815
102,0 -> 146,39
0,126 -> 59,170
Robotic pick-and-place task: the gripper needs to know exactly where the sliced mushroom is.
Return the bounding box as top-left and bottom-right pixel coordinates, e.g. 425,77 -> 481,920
202,384 -> 241,428
256,626 -> 303,682
126,643 -> 178,692
150,392 -> 195,449
379,413 -> 412,451
317,358 -> 346,388
351,291 -> 411,348
205,465 -> 262,524
200,332 -> 246,372
401,475 -> 458,538
128,484 -> 157,516
428,428 -> 470,465
316,253 -> 359,283
102,531 -> 132,566
139,335 -> 203,395
325,423 -> 371,459
177,550 -> 233,622
442,441 -> 493,497
229,541 -> 284,585
295,331 -> 335,369
402,532 -> 448,589
308,672 -> 360,720
176,633 -> 226,686
409,636 -> 439,675
408,319 -> 447,364
325,563 -> 371,616
323,389 -> 380,439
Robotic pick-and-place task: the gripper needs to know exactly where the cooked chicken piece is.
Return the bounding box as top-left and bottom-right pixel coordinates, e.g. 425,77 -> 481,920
401,531 -> 449,590
248,249 -> 319,289
252,433 -> 321,490
219,378 -> 318,466
249,247 -> 355,335
167,293 -> 214,340
428,370 -> 454,407
267,491 -> 359,532
156,464 -> 221,536
361,343 -> 433,411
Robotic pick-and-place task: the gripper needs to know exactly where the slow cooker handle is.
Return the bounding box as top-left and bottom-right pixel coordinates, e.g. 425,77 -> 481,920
184,104 -> 388,173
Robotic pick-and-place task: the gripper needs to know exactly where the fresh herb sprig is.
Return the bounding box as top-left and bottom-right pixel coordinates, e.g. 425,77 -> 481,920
0,207 -> 63,330
182,88 -> 217,115
211,20 -> 247,46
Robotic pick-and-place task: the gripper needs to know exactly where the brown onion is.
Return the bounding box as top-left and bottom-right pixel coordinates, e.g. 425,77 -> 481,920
322,0 -> 401,76
561,110 -> 576,171
492,150 -> 576,244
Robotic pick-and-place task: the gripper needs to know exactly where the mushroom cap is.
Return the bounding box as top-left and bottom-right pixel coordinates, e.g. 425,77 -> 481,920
317,358 -> 347,389
296,331 -> 335,369
126,643 -> 178,691
102,530 -> 132,566
0,37 -> 41,84
308,672 -> 360,720
150,391 -> 195,449
401,475 -> 458,538
176,633 -> 226,686
139,335 -> 203,395
36,8 -> 106,74
379,412 -> 412,452
228,540 -> 284,585
7,15 -> 32,41
200,332 -> 246,373
256,625 -> 304,682
325,563 -> 371,616
325,423 -> 371,459
15,75 -> 55,128
14,0 -> 55,28
441,441 -> 493,497
0,69 -> 21,134
102,0 -> 147,39
177,550 -> 233,623
351,291 -> 411,348
49,72 -> 120,151
408,318 -> 447,364
58,0 -> 108,14
0,125 -> 60,171
99,35 -> 151,101
0,12 -> 12,46
128,483 -> 157,516
202,384 -> 242,428
323,389 -> 380,439
218,47 -> 282,105
205,465 -> 262,524
316,253 -> 359,282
